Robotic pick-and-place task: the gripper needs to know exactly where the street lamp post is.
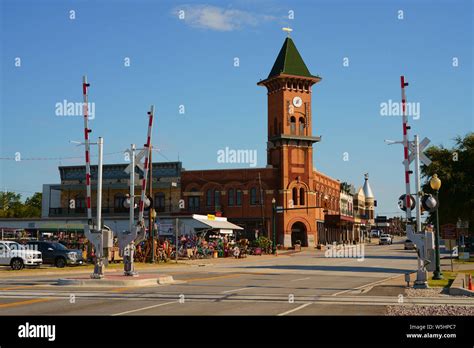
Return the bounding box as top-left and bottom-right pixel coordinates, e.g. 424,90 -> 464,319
430,174 -> 443,280
272,198 -> 277,255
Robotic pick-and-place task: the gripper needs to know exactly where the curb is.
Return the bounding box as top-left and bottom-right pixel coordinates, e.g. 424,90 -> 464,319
57,275 -> 177,287
449,273 -> 474,297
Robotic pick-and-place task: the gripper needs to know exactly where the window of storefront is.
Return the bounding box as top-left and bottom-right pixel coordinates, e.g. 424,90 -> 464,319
214,190 -> 220,209
154,192 -> 165,212
236,189 -> 242,206
250,188 -> 258,205
206,189 -> 212,207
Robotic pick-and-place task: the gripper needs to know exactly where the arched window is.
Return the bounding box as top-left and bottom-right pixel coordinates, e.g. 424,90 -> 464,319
299,188 -> 305,205
236,189 -> 243,206
290,116 -> 296,135
214,190 -> 220,208
292,187 -> 298,206
316,192 -> 320,207
250,188 -> 258,205
154,192 -> 165,212
188,188 -> 200,212
228,189 -> 234,206
299,117 -> 305,135
206,189 -> 212,207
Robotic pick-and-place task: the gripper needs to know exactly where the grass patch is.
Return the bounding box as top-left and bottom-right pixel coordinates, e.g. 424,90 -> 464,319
427,271 -> 457,288
427,269 -> 474,288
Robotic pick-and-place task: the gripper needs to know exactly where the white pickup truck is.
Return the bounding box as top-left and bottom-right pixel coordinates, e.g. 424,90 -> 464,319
0,241 -> 42,270
379,234 -> 393,245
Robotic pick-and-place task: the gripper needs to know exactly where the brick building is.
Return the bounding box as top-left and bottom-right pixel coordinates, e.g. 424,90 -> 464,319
40,36 -> 375,248
181,36 -> 341,247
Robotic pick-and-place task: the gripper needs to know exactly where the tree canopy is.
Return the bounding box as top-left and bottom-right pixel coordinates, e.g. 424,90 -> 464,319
0,192 -> 42,218
421,132 -> 474,230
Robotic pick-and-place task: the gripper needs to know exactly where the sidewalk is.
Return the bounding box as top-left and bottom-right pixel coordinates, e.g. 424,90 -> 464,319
0,251 -> 295,278
0,261 -> 187,278
180,250 -> 292,266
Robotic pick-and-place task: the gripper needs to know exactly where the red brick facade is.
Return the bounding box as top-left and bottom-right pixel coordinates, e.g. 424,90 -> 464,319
181,38 -> 340,247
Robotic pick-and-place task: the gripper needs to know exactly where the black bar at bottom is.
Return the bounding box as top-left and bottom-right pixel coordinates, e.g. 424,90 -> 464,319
0,315 -> 472,347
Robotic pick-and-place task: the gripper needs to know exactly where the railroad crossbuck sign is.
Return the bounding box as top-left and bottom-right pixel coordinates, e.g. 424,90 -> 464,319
406,137 -> 432,166
124,148 -> 147,174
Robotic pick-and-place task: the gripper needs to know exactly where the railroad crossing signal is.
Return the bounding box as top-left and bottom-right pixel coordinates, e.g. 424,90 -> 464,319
124,148 -> 147,174
398,194 -> 416,211
405,137 -> 432,166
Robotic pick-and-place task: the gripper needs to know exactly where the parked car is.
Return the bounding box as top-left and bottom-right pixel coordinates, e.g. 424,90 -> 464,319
370,230 -> 381,238
26,241 -> 83,268
404,239 -> 416,250
0,241 -> 42,270
379,234 -> 392,245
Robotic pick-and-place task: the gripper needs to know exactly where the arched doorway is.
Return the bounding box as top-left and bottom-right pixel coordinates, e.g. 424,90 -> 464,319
291,222 -> 308,247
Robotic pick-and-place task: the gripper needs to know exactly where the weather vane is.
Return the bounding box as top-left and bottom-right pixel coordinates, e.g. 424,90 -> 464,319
282,26 -> 293,37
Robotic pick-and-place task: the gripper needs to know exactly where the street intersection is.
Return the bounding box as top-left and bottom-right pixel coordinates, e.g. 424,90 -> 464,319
0,238 -> 471,316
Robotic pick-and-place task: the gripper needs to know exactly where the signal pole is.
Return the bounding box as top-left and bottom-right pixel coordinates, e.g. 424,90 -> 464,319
80,76 -> 105,279
386,76 -> 428,288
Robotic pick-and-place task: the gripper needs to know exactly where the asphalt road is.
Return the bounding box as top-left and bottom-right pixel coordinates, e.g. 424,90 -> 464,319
0,239 -> 468,316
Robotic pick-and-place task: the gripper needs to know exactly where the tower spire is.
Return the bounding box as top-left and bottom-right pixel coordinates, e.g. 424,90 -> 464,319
282,26 -> 293,37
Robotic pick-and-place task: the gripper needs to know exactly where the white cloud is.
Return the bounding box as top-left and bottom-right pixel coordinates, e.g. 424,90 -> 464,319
175,5 -> 276,31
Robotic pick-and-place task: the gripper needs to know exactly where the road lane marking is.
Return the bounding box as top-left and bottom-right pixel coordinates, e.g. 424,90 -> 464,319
331,273 -> 404,296
0,285 -> 40,291
111,301 -> 178,316
277,303 -> 312,316
184,273 -> 243,283
290,277 -> 310,282
221,287 -> 250,294
0,298 -> 52,309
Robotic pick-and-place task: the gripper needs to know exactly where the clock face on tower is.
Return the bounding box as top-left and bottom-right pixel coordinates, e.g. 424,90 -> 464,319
293,96 -> 303,108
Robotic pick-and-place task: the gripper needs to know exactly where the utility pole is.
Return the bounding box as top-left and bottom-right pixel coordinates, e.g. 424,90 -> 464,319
123,144 -> 137,276
384,76 -> 428,288
94,136 -> 104,276
82,76 -> 93,225
118,105 -> 155,275
80,76 -> 105,279
414,135 -> 422,234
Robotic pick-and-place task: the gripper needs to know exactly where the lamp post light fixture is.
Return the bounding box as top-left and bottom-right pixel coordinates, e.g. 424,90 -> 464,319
272,198 -> 277,255
430,174 -> 443,280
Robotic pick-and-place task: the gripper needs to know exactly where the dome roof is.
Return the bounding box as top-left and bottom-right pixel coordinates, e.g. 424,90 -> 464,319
363,173 -> 374,198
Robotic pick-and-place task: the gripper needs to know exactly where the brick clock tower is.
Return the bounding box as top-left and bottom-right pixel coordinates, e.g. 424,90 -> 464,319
258,35 -> 322,247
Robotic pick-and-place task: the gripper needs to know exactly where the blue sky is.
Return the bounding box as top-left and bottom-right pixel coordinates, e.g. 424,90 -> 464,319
1,0 -> 472,217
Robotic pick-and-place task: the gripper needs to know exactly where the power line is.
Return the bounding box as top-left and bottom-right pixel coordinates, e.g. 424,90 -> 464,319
0,151 -> 124,161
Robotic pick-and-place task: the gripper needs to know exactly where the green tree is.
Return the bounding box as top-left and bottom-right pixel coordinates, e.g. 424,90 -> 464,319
421,133 -> 474,230
0,192 -> 23,218
0,191 -> 42,218
22,192 -> 42,217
